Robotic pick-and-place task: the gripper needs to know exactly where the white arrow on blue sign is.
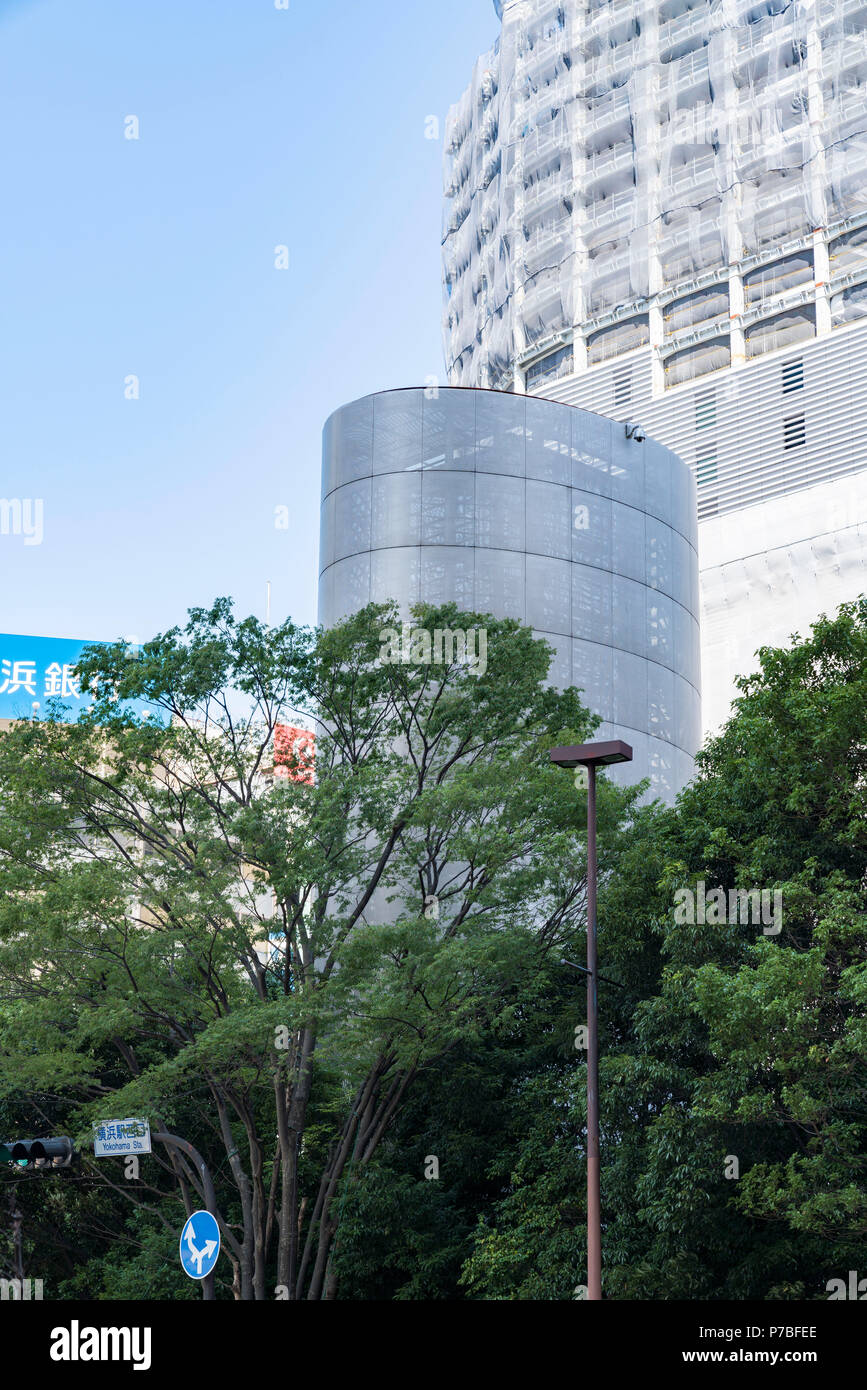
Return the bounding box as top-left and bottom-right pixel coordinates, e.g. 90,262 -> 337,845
179,1210 -> 221,1280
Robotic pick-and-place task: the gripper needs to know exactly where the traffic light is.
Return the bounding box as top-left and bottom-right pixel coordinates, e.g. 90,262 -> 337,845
1,1137 -> 74,1169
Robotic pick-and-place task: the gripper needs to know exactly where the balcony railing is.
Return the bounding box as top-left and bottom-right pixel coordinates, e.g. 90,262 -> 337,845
523,180 -> 569,225
584,142 -> 634,182
584,0 -> 634,38
520,120 -> 569,173
584,43 -> 637,87
659,7 -> 715,54
664,153 -> 717,193
521,223 -> 571,268
671,46 -> 710,89
736,13 -> 791,55
583,88 -> 632,135
819,0 -> 867,27
834,28 -> 867,74
584,186 -> 636,224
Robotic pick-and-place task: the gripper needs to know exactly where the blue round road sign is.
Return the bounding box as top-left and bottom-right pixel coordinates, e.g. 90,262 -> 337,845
179,1209 -> 221,1280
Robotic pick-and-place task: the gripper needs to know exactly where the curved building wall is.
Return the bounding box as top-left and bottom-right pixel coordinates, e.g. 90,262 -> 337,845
319,387 -> 701,804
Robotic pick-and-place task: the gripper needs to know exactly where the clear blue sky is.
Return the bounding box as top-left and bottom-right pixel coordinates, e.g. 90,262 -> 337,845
0,0 -> 497,642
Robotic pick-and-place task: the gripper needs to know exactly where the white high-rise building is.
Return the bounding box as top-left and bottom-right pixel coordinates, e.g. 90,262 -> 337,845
444,0 -> 867,731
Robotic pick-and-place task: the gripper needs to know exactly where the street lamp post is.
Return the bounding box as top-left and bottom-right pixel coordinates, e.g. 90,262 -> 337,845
549,739 -> 633,1301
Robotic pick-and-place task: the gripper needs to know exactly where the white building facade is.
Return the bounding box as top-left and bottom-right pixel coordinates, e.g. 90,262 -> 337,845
444,0 -> 867,732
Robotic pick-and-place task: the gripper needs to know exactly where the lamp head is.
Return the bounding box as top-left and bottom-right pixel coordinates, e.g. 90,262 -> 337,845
549,739 -> 633,770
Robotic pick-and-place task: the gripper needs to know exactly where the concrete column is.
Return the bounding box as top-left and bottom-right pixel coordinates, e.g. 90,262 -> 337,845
649,302 -> 665,395
807,14 -> 829,335
729,272 -> 746,367
814,232 -> 832,336
637,1 -> 662,394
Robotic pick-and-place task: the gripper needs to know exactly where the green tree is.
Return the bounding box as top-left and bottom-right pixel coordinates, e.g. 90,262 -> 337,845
0,597 -> 635,1299
669,598 -> 867,1282
459,599 -> 867,1300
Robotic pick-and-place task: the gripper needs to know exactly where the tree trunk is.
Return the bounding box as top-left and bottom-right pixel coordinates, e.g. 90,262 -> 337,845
276,1023 -> 316,1296
212,1088 -> 255,1300
304,1065 -> 382,1300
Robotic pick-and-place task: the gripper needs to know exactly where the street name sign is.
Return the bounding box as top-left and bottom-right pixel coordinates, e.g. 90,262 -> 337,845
93,1118 -> 152,1157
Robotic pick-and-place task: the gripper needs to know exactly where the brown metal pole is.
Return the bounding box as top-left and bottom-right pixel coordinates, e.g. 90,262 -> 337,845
153,1131 -> 218,1301
586,762 -> 602,1300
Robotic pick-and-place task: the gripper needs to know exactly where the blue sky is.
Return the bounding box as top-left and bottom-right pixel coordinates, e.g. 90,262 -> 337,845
0,0 -> 497,642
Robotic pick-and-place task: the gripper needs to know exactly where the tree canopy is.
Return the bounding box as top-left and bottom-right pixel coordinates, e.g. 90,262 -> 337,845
0,597 -> 630,1299
2,596 -> 863,1301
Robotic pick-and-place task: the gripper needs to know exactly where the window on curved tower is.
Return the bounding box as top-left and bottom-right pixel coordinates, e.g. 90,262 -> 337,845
831,282 -> 867,327
745,306 -> 815,359
664,337 -> 730,387
664,285 -> 728,337
587,316 -> 650,365
525,343 -> 574,389
744,253 -> 813,309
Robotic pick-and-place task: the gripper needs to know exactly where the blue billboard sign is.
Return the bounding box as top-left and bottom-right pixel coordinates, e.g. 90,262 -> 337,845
0,633 -> 159,724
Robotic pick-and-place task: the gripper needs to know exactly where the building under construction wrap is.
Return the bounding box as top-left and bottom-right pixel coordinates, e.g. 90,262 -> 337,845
444,0 -> 867,732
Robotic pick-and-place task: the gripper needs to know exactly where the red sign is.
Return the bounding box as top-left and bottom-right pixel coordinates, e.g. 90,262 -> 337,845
274,725 -> 315,784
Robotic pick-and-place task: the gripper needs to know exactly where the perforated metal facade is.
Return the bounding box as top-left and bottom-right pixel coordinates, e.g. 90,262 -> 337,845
318,387 -> 701,803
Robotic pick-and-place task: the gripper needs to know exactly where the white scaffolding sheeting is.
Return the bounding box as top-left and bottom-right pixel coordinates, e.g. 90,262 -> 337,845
442,0 -> 867,389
